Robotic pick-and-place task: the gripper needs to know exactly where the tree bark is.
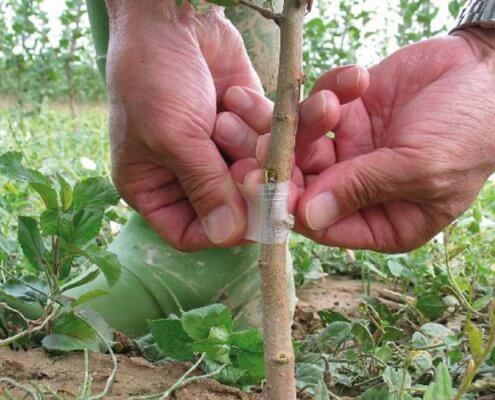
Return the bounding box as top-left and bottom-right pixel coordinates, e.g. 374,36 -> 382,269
259,1 -> 305,399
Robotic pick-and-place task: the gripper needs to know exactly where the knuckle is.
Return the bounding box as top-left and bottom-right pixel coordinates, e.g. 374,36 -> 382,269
181,168 -> 226,207
341,166 -> 374,209
144,103 -> 214,156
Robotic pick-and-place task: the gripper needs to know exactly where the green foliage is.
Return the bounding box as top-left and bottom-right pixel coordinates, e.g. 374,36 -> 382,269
0,0 -> 104,108
293,183 -> 495,397
424,363 -> 454,400
149,304 -> 265,386
0,150 -> 122,351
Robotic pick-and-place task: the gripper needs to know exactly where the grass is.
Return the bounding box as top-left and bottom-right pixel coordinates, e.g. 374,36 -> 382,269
0,103 -> 494,399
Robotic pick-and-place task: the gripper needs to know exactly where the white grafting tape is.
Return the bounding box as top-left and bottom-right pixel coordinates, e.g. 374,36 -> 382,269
239,181 -> 292,244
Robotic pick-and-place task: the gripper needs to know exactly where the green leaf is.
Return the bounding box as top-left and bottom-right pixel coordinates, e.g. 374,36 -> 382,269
71,289 -> 108,307
318,321 -> 352,350
192,326 -> 231,363
149,318 -> 194,361
72,177 -> 119,212
0,152 -> 57,208
30,182 -> 58,209
359,386 -> 391,400
0,276 -> 50,304
296,353 -> 326,395
0,152 -> 45,184
181,303 -> 233,341
78,308 -> 113,345
424,363 -> 454,400
420,323 -> 454,343
465,320 -> 484,360
57,174 -> 73,210
318,309 -> 350,325
472,294 -> 493,312
43,310 -> 111,353
374,345 -> 393,364
83,245 -> 121,287
18,216 -> 48,270
416,294 -> 446,320
40,209 -> 59,235
230,329 -> 263,353
380,327 -> 404,343
383,366 -> 411,393
73,209 -> 103,246
387,259 -> 406,278
235,350 -> 265,383
411,332 -> 429,349
61,268 -> 100,292
42,334 -> 96,352
203,358 -> 245,385
352,322 -> 375,351
314,381 -> 330,400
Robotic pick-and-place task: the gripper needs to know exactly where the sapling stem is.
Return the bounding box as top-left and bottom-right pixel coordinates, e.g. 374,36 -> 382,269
255,0 -> 306,398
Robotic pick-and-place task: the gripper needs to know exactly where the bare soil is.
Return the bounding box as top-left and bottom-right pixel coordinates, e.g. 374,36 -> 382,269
0,277 -> 377,399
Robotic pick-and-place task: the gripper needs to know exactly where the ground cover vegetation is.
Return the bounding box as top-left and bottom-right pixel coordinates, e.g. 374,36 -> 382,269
1,0 -> 494,399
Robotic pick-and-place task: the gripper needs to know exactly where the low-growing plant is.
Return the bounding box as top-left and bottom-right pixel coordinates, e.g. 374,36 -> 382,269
0,151 -> 122,353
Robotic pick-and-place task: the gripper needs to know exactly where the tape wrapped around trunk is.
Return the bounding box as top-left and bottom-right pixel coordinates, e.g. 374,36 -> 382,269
239,181 -> 292,244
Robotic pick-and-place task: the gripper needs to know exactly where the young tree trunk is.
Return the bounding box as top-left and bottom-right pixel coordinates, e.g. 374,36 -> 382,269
259,1 -> 305,399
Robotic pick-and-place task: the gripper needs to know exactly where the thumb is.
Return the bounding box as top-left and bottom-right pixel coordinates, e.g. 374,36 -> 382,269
172,139 -> 247,246
298,149 -> 414,230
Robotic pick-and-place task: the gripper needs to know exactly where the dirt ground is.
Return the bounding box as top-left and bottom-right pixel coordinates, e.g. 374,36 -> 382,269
0,277 -> 378,399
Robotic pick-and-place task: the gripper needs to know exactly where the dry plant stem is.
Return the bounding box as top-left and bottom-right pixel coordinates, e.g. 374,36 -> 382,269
258,1 -> 305,399
0,306 -> 57,347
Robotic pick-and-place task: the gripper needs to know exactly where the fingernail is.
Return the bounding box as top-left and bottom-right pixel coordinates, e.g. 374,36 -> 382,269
337,67 -> 361,90
216,113 -> 245,145
226,87 -> 253,112
305,192 -> 340,230
301,91 -> 327,124
203,205 -> 237,244
244,169 -> 264,185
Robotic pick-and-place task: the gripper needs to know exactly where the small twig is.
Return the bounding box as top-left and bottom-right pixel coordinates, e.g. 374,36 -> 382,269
87,323 -> 117,400
0,302 -> 31,325
238,0 -> 282,23
78,349 -> 92,398
130,353 -> 226,400
0,306 -> 57,347
0,378 -> 41,400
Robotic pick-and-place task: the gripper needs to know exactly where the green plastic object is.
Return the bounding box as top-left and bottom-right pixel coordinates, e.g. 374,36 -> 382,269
85,0 -> 109,78
68,213 -> 288,336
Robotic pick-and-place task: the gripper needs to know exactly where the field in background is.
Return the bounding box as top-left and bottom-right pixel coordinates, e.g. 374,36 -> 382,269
2,0 -> 495,399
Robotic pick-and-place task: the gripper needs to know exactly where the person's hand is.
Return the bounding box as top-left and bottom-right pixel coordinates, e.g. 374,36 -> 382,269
105,1 -> 263,251
215,30 -> 495,253
296,30 -> 495,252
212,65 -> 370,226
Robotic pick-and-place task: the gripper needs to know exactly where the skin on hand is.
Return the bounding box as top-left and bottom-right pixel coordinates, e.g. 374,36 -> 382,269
297,30 -> 495,252
105,1 -> 263,251
215,30 -> 495,253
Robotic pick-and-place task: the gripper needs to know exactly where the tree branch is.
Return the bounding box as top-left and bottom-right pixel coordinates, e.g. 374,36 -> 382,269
257,0 -> 306,399
238,0 -> 281,23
